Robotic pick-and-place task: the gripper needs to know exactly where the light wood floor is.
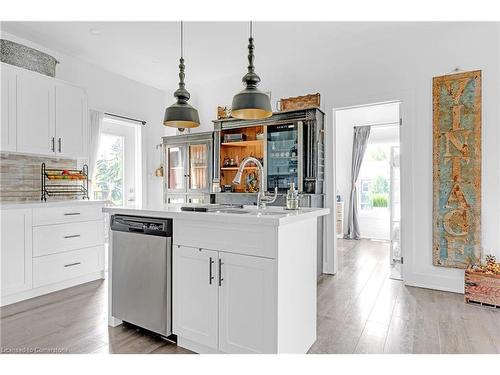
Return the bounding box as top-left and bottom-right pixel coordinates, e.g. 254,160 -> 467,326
1,239 -> 499,354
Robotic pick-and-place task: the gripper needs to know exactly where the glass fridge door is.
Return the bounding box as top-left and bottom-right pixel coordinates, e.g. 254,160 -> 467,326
267,124 -> 298,191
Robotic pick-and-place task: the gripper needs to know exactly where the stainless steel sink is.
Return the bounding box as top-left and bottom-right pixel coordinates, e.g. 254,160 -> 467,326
209,209 -> 252,214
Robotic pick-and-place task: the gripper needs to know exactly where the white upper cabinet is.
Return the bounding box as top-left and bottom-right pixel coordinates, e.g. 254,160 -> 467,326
0,63 -> 88,158
1,208 -> 33,297
55,82 -> 88,158
1,64 -> 17,151
16,69 -> 56,156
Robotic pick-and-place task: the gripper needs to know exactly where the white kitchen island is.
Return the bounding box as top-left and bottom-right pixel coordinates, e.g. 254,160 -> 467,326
103,204 -> 329,354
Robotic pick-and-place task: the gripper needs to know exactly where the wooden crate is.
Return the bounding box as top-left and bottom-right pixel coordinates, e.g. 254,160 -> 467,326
279,93 -> 320,111
464,270 -> 500,309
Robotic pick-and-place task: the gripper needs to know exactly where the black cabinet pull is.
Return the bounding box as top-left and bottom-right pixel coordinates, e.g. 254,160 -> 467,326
218,258 -> 224,286
51,137 -> 55,152
58,138 -> 62,153
64,262 -> 81,268
64,234 -> 81,239
63,212 -> 81,216
209,257 -> 214,285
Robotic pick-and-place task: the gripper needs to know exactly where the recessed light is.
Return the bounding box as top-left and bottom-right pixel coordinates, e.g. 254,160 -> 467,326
89,28 -> 102,36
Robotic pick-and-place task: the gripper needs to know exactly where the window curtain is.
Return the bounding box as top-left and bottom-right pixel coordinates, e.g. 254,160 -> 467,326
345,126 -> 371,240
88,110 -> 104,190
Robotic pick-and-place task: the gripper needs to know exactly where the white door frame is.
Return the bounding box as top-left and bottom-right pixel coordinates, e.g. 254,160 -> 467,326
100,116 -> 143,207
326,94 -> 412,283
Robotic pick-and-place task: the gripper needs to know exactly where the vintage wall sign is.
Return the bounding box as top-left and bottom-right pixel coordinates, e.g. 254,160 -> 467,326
433,70 -> 481,268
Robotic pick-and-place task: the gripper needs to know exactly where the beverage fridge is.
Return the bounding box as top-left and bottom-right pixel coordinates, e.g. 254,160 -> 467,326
266,124 -> 299,191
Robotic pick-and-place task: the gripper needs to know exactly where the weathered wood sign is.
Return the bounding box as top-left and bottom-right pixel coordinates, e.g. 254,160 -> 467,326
433,70 -> 481,268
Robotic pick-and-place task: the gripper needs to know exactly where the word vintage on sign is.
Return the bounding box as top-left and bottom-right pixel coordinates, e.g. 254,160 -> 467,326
432,70 -> 481,268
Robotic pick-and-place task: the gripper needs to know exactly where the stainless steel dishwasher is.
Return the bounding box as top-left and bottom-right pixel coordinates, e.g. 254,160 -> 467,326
110,215 -> 173,337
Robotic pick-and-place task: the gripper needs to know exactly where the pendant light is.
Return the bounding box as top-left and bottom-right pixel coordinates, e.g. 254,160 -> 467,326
164,21 -> 200,129
231,21 -> 272,120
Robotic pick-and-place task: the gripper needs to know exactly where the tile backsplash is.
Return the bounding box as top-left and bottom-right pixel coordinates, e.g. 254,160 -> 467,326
0,152 -> 78,202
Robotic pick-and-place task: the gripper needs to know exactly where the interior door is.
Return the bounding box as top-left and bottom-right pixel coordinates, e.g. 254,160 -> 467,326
16,71 -> 55,155
1,64 -> 17,151
187,142 -> 210,194
55,83 -> 88,158
166,144 -> 187,194
173,245 -> 218,349
390,146 -> 402,280
218,252 -> 276,354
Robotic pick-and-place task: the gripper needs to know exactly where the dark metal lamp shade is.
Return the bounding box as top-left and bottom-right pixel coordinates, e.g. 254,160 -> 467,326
164,22 -> 200,129
231,22 -> 272,121
163,101 -> 200,128
231,87 -> 272,120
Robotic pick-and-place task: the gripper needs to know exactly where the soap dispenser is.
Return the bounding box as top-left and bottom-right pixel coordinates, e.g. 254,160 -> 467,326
286,182 -> 299,210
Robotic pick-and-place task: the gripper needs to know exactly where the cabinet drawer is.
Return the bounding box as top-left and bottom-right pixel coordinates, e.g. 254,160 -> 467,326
174,219 -> 276,259
33,220 -> 104,257
33,205 -> 103,226
33,245 -> 103,288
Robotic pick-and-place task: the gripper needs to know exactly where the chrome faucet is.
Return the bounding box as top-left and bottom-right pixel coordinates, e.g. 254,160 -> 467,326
232,156 -> 278,209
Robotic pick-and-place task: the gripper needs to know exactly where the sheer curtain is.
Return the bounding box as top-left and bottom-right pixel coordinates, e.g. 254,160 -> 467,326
88,110 -> 104,191
345,126 -> 371,240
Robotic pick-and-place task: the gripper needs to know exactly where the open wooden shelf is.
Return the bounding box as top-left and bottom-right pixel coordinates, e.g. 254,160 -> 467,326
221,140 -> 263,147
221,167 -> 259,171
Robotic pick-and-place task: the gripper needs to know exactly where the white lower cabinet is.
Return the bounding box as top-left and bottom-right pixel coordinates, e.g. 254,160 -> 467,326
218,252 -> 276,354
0,203 -> 105,306
173,244 -> 276,354
173,246 -> 218,349
0,209 -> 32,296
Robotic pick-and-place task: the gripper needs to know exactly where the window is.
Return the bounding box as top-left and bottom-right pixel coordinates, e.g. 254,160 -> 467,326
360,179 -> 372,210
92,133 -> 124,206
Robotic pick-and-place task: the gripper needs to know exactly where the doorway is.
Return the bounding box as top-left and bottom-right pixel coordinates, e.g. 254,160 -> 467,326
334,101 -> 402,280
92,116 -> 143,207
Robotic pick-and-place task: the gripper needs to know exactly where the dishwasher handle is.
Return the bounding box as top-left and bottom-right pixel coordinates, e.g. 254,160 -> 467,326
110,215 -> 172,237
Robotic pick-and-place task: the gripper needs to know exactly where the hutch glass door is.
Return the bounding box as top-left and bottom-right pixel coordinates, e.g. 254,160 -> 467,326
167,145 -> 186,193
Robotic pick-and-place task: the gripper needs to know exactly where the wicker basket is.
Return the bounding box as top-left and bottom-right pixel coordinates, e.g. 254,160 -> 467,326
1,39 -> 59,77
465,269 -> 500,309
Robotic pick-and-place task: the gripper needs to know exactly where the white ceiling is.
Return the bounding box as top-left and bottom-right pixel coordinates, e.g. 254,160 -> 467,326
0,21 -> 408,92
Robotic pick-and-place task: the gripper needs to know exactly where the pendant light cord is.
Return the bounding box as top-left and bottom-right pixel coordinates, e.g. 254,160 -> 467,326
180,21 -> 184,59
250,20 -> 253,39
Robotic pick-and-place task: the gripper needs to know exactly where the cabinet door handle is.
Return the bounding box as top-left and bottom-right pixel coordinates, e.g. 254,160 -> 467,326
51,137 -> 55,152
209,257 -> 214,285
58,138 -> 62,153
63,212 -> 81,216
64,234 -> 81,239
218,258 -> 224,286
64,262 -> 81,268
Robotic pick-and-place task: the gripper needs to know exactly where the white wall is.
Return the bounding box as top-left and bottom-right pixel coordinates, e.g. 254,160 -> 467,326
334,102 -> 400,237
0,31 -> 173,207
187,23 -> 500,293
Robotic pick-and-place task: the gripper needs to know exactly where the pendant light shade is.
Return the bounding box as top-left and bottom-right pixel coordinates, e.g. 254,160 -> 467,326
231,22 -> 272,120
164,22 -> 200,129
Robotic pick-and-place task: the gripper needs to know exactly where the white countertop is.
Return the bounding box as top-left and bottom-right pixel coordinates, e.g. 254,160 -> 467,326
0,200 -> 108,210
103,204 -> 330,226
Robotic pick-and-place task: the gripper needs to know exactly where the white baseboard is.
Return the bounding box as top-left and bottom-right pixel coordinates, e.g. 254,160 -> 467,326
404,271 -> 464,294
1,271 -> 105,307
177,337 -> 222,354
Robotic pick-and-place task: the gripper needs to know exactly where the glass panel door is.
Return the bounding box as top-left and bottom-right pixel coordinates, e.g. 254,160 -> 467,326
167,145 -> 186,192
93,133 -> 124,206
390,146 -> 402,280
267,124 -> 298,191
188,143 -> 208,192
